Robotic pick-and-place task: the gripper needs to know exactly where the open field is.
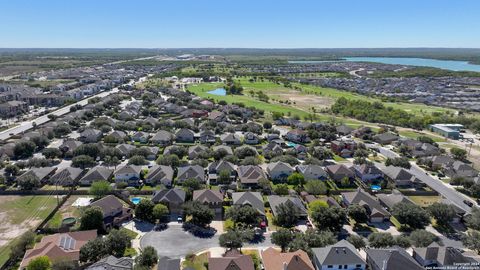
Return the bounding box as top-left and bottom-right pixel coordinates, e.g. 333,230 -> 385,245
0,195 -> 59,267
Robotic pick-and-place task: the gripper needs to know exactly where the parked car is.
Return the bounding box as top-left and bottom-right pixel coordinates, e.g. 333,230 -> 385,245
463,200 -> 474,207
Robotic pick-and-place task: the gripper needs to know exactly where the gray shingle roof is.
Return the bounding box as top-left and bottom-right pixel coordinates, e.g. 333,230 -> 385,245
232,191 -> 265,216
366,248 -> 423,270
312,240 -> 365,266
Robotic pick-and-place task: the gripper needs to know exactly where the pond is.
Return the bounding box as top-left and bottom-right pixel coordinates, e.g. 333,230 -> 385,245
207,88 -> 226,96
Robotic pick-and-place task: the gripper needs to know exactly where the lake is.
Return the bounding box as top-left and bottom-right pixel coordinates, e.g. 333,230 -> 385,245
207,88 -> 226,96
289,57 -> 480,72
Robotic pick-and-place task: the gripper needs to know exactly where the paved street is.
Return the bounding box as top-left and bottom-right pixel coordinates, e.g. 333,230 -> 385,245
374,146 -> 475,213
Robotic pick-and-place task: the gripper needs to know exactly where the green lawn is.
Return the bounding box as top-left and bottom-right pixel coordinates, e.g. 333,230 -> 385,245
183,252 -> 209,270
0,195 -> 58,225
398,130 -> 446,142
408,196 -> 441,207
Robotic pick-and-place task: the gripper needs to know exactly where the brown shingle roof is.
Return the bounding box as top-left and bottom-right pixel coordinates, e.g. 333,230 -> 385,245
261,247 -> 314,270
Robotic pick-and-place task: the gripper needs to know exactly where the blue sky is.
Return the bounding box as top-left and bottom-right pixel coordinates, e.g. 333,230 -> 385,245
1,0 -> 479,48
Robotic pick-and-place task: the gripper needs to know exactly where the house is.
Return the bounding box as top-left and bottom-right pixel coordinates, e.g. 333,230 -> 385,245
208,111 -> 226,122
208,249 -> 255,270
382,166 -> 420,188
59,139 -> 83,156
354,164 -> 383,182
267,161 -> 295,182
144,165 -> 174,187
261,247 -> 314,270
444,161 -> 478,179
177,165 -> 205,183
132,131 -> 150,143
114,165 -> 143,186
175,128 -> 195,143
285,129 -> 309,143
342,189 -> 391,223
336,125 -> 354,135
366,248 -> 423,270
17,167 -> 57,186
296,164 -> 328,180
207,160 -> 236,184
330,139 -> 356,158
157,256 -> 180,270
424,155 -> 455,170
377,190 -> 415,210
79,166 -> 113,186
48,167 -> 84,186
108,130 -> 127,142
244,132 -> 259,145
193,189 -> 224,214
312,240 -> 366,270
373,132 -> 399,145
115,143 -> 136,157
237,165 -> 267,188
0,100 -> 28,117
79,128 -> 103,143
413,243 -> 473,268
325,164 -> 355,182
232,192 -> 265,217
221,133 -> 242,145
199,130 -> 216,144
90,195 -> 133,229
262,142 -> 284,157
151,130 -> 174,146
268,195 -> 308,219
19,230 -> 97,269
142,146 -> 159,160
429,124 -> 463,139
188,144 -> 208,159
86,256 -> 133,270
152,189 -> 186,215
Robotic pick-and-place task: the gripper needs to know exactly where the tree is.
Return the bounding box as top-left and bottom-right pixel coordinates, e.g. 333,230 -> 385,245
80,206 -> 104,231
42,148 -> 62,159
89,181 -> 112,199
72,155 -> 96,169
274,201 -> 300,228
105,229 -> 132,257
304,180 -> 327,195
308,200 -> 328,215
258,178 -> 272,193
427,202 -> 456,227
128,155 -> 148,165
217,169 -> 232,185
79,238 -> 106,263
409,229 -> 438,247
10,231 -> 35,261
395,235 -> 412,248
466,207 -> 480,230
347,205 -> 369,224
310,206 -> 347,232
368,233 -> 396,248
385,157 -> 411,169
287,173 -> 305,186
273,184 -> 289,195
135,199 -> 155,223
219,229 -> 246,250
450,147 -> 467,160
226,205 -> 260,227
14,140 -> 36,159
51,259 -> 77,270
17,174 -> 41,190
4,164 -> 20,177
135,246 -> 158,268
152,204 -> 169,222
26,256 -> 51,270
182,178 -> 202,197
271,228 -> 294,252
463,230 -> 480,255
347,235 -> 366,250
392,202 -> 430,229
183,201 -> 214,227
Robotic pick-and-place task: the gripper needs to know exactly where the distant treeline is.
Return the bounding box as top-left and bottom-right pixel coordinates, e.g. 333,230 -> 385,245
370,67 -> 480,78
331,97 -> 480,131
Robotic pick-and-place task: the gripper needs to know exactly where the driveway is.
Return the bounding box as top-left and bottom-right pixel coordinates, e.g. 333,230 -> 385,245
140,224 -> 220,258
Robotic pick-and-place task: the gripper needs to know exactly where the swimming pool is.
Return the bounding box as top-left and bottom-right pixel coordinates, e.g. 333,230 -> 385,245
131,197 -> 142,205
371,185 -> 381,191
286,141 -> 297,147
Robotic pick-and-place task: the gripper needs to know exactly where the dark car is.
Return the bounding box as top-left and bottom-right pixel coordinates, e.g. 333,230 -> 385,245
463,200 -> 474,207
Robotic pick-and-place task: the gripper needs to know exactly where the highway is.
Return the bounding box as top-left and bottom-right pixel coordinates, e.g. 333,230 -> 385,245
0,77 -> 144,141
371,145 -> 475,213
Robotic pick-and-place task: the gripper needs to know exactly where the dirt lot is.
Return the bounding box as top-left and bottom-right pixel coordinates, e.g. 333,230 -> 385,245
269,89 -> 334,111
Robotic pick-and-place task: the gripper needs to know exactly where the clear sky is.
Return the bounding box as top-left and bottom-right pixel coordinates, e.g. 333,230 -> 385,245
1,0 -> 479,48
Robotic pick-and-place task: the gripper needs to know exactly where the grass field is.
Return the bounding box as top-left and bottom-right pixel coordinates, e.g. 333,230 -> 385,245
407,196 -> 441,207
0,195 -> 59,267
182,252 -> 209,270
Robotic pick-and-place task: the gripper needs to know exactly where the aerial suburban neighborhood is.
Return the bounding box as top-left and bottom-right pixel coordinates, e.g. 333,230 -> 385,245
2,1 -> 480,270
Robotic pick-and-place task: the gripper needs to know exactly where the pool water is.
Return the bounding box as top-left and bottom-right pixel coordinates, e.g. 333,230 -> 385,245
207,88 -> 226,96
131,197 -> 142,205
286,141 -> 297,147
371,185 -> 381,191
